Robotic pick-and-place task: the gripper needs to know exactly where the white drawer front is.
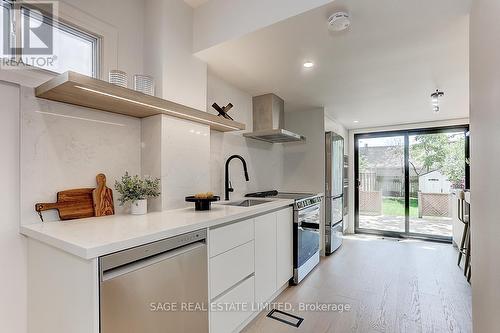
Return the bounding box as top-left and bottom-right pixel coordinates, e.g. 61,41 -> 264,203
210,241 -> 254,299
210,276 -> 255,333
209,219 -> 254,258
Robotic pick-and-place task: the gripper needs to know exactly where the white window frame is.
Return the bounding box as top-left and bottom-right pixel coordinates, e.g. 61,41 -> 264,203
1,0 -> 15,52
2,1 -> 102,78
56,1 -> 118,80
1,0 -> 118,80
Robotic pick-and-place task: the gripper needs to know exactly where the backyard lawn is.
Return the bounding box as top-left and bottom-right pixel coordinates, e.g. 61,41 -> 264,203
383,197 -> 418,217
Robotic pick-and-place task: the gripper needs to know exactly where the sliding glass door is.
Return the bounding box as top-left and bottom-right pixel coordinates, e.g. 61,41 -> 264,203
357,134 -> 406,233
408,131 -> 467,237
354,126 -> 469,241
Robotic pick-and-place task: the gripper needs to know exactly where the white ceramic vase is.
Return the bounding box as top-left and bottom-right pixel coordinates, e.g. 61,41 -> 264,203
131,199 -> 147,215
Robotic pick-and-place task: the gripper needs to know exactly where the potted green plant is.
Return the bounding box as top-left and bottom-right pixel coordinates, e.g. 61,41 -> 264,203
115,172 -> 160,215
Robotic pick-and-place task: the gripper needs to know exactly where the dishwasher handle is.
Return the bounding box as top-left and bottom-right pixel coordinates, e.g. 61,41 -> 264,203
99,229 -> 207,282
101,241 -> 205,282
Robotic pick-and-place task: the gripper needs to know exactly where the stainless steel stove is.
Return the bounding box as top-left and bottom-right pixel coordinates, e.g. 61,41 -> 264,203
246,191 -> 323,284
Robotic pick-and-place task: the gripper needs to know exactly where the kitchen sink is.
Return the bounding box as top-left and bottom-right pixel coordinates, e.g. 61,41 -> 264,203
223,199 -> 269,207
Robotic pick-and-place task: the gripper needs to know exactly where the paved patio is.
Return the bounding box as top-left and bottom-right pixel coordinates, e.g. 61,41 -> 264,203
359,215 -> 452,237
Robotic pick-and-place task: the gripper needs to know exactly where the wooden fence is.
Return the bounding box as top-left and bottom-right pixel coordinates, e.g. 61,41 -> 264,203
360,173 -> 419,198
418,192 -> 452,218
359,190 -> 452,218
359,190 -> 383,215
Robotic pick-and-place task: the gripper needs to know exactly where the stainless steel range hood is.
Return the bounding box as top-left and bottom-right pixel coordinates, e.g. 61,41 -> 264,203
243,94 -> 305,143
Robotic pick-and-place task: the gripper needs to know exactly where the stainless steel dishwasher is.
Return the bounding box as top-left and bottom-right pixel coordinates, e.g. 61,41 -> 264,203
99,229 -> 208,333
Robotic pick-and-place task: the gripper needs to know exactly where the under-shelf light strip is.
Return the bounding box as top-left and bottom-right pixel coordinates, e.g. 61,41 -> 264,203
73,85 -> 240,131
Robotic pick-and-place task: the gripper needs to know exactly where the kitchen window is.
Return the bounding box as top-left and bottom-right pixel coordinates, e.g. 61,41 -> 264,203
0,1 -> 12,59
1,0 -> 101,77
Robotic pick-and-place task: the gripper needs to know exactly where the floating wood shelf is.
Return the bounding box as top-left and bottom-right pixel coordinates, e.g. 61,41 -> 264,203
35,71 -> 246,132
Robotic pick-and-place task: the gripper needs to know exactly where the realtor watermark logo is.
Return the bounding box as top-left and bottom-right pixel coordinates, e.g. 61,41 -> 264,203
1,1 -> 58,70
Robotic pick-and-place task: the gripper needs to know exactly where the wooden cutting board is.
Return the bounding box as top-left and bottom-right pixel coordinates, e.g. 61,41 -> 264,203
35,173 -> 116,221
35,188 -> 95,221
92,173 -> 115,217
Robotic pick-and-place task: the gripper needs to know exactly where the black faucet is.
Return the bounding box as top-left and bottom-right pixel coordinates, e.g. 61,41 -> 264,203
225,155 -> 250,201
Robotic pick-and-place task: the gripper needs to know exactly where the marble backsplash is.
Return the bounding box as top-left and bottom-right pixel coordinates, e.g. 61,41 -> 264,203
210,131 -> 284,200
20,70 -> 287,224
207,72 -> 285,200
142,114 -> 211,211
20,87 -> 141,225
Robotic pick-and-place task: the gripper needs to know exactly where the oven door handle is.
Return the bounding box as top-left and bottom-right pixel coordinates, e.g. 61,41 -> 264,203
298,204 -> 321,215
299,226 -> 320,233
301,221 -> 319,229
298,207 -> 321,221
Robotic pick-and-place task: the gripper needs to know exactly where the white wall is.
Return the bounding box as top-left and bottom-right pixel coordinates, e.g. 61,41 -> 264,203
283,108 -> 325,193
59,0 -> 144,80
469,0 -> 500,330
325,114 -> 348,152
208,72 -> 284,199
0,82 -> 26,333
140,0 -> 213,210
193,0 -> 334,52
141,116 -> 163,212
144,0 -> 207,111
142,115 -> 211,210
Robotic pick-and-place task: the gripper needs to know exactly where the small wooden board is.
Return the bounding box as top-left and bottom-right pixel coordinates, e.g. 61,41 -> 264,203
35,188 -> 95,221
92,173 -> 115,217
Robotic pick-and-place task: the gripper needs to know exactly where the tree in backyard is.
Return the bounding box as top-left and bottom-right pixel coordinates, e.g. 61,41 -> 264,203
409,134 -> 449,176
441,136 -> 466,188
359,153 -> 369,171
410,133 -> 466,188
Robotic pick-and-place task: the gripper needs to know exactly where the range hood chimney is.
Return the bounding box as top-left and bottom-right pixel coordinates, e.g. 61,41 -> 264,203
243,93 -> 305,143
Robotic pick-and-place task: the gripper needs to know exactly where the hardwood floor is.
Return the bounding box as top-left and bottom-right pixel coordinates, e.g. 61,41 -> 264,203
242,235 -> 472,333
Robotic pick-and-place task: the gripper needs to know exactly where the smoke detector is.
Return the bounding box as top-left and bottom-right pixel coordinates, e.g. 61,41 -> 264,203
328,12 -> 351,32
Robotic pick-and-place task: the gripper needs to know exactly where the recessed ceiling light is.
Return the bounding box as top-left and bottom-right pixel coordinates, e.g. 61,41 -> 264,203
303,61 -> 314,68
353,120 -> 359,123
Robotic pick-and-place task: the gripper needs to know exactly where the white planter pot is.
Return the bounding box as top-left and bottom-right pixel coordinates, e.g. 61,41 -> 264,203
131,199 -> 147,215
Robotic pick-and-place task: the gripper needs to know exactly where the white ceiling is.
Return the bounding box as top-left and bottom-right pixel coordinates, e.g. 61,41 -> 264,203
183,0 -> 209,8
196,0 -> 472,129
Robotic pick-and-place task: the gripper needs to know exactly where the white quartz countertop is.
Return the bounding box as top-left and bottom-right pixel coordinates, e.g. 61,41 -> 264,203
20,198 -> 294,260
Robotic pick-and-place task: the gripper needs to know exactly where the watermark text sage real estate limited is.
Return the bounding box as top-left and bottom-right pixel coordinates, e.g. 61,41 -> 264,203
149,302 -> 352,313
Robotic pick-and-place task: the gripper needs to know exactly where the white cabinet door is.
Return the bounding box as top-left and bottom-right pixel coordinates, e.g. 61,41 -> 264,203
276,207 -> 293,287
209,218 -> 254,258
210,241 -> 254,299
210,276 -> 255,333
254,212 -> 277,304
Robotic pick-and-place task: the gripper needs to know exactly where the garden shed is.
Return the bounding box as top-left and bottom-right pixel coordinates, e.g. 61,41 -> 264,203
418,170 -> 452,194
